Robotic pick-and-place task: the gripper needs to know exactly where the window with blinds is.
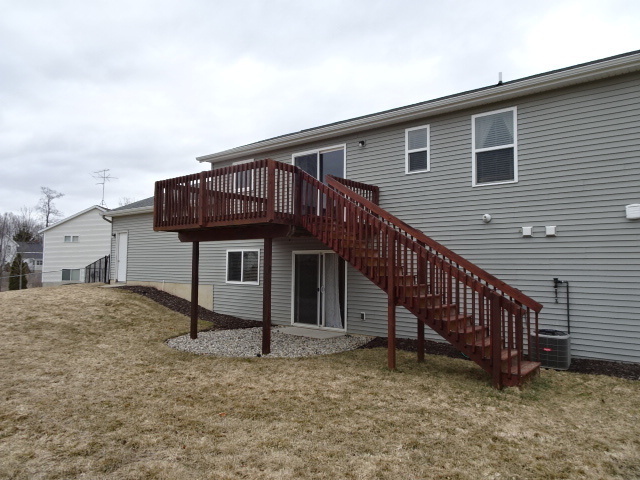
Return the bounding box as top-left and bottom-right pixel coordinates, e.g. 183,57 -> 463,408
405,125 -> 430,173
226,250 -> 260,284
472,107 -> 517,185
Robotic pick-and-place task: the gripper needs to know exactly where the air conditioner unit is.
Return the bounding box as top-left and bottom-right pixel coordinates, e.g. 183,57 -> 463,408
538,329 -> 571,370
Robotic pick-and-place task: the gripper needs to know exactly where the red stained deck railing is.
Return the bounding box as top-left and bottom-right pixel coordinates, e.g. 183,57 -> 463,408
154,160 -> 298,230
154,159 -> 542,388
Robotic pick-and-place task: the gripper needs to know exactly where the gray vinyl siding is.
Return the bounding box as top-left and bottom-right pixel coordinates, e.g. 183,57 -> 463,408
227,71 -> 640,363
120,71 -> 639,363
110,213 -> 264,321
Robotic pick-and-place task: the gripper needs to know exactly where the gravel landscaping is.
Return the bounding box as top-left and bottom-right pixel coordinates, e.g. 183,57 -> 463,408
167,327 -> 371,358
120,285 -> 640,381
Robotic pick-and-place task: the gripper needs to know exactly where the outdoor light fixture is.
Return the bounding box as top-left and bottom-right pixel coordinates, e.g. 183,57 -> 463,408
358,140 -> 366,147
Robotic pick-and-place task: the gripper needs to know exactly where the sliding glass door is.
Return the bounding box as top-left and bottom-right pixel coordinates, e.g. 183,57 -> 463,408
293,252 -> 346,329
293,146 -> 344,183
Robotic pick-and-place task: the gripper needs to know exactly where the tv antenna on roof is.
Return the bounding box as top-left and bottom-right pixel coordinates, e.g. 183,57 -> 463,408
92,169 -> 117,208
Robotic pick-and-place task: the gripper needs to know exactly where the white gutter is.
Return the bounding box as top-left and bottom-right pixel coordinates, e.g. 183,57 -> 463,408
104,206 -> 154,218
197,51 -> 640,164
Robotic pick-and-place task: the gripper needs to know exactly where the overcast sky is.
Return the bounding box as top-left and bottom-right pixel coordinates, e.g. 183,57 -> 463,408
1,0 -> 639,219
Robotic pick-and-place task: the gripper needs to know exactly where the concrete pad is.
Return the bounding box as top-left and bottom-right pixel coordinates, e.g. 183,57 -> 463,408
277,326 -> 345,339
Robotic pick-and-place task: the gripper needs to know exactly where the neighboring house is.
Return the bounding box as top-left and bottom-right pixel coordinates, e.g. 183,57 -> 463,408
39,206 -> 111,286
1,236 -> 18,266
16,242 -> 44,272
111,51 -> 640,372
0,236 -> 18,290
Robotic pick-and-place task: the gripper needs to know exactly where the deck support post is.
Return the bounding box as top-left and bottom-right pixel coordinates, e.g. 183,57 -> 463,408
416,240 -> 426,363
262,237 -> 272,355
190,241 -> 200,340
387,231 -> 396,370
417,319 -> 425,362
490,291 -> 503,389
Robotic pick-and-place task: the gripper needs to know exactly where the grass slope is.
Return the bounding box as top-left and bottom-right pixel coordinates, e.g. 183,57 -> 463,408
0,285 -> 639,479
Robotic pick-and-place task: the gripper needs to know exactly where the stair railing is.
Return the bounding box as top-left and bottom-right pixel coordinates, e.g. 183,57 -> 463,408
299,171 -> 541,387
84,255 -> 110,284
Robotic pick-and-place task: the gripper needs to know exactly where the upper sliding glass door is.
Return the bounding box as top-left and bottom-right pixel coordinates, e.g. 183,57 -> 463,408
294,146 -> 344,183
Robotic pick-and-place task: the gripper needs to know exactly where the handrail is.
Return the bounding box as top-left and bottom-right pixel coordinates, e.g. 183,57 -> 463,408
325,176 -> 542,312
327,176 -> 380,204
300,170 -> 537,385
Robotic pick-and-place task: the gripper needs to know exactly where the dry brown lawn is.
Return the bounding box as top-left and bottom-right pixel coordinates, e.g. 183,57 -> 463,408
0,285 -> 639,480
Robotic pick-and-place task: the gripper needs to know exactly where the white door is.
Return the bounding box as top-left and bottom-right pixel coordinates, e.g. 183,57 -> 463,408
116,232 -> 128,282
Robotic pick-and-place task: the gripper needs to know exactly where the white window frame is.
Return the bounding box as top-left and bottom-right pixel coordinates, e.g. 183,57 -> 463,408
405,125 -> 430,174
291,143 -> 347,180
471,106 -> 518,187
64,235 -> 80,243
225,249 -> 260,285
232,159 -> 255,193
61,268 -> 80,281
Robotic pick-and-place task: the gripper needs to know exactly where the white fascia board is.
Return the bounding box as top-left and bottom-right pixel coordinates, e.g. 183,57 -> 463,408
197,52 -> 640,165
38,205 -> 109,233
104,206 -> 154,218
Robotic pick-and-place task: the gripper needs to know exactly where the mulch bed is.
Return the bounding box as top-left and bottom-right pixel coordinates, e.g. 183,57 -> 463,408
119,286 -> 261,331
118,286 -> 640,381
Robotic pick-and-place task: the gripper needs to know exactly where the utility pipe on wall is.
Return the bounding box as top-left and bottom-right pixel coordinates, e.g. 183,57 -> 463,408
553,278 -> 571,334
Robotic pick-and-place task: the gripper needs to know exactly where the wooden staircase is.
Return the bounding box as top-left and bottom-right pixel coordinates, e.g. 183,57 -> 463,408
153,159 -> 543,388
298,172 -> 542,388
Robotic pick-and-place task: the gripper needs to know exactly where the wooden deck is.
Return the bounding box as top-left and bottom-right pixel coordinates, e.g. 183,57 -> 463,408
154,159 -> 542,388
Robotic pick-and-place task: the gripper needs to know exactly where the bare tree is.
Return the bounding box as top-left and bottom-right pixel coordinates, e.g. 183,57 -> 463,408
0,212 -> 17,292
12,207 -> 44,243
118,197 -> 137,207
36,187 -> 64,227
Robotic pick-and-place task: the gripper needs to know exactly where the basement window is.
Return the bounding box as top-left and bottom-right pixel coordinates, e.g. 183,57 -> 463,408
226,250 -> 260,284
62,269 -> 80,281
405,125 -> 430,174
472,107 -> 518,186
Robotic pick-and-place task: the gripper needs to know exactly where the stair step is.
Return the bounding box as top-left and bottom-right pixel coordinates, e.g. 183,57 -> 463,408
452,324 -> 486,342
398,284 -> 432,295
398,293 -> 442,308
500,349 -> 519,362
468,337 -> 492,356
502,361 -> 541,378
351,245 -> 380,254
432,314 -> 472,332
369,265 -> 406,275
429,304 -> 459,319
